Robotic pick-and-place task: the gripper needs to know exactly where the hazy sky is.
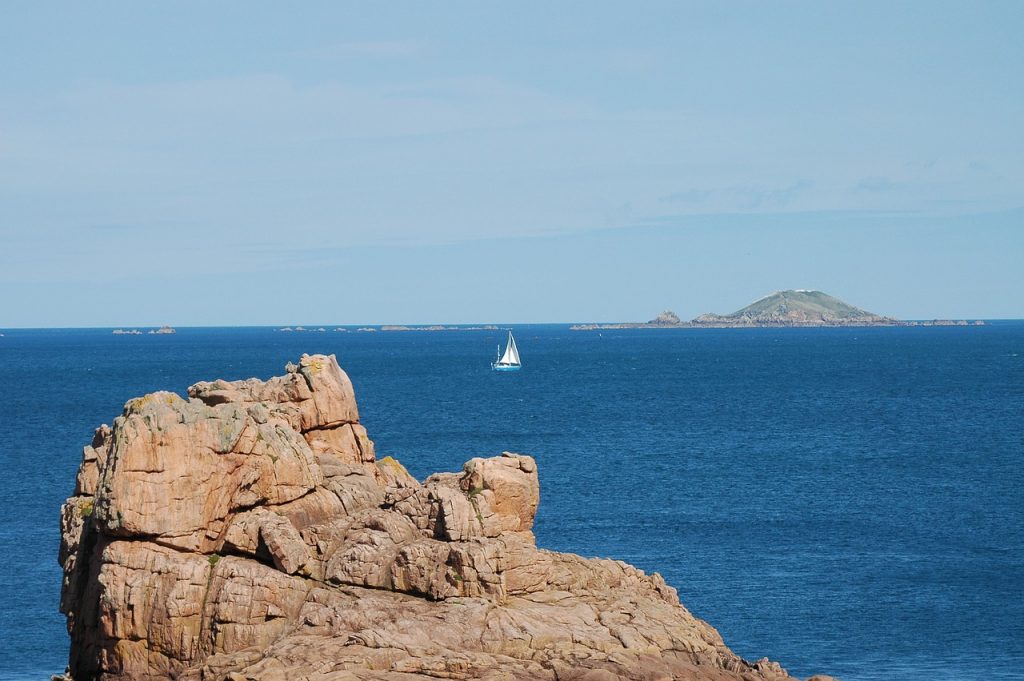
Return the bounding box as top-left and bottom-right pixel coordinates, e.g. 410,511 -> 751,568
1,1 -> 1022,326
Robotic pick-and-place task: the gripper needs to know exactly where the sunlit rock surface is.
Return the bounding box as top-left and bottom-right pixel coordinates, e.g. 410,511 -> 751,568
59,354 -> 812,681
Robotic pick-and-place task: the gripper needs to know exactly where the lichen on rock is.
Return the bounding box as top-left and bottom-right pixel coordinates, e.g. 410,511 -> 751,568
59,354 -> 812,681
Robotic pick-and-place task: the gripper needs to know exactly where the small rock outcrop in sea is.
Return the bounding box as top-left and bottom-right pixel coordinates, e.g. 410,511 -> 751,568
59,354 -> 813,681
648,310 -> 682,325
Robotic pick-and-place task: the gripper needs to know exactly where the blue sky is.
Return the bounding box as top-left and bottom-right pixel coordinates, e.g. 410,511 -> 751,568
1,1 -> 1022,326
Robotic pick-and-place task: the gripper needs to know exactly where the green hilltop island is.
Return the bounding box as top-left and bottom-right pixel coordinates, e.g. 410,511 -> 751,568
572,290 -> 985,329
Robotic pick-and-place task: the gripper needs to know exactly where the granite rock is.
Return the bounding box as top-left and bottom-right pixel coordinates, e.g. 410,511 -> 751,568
59,354 -> 818,681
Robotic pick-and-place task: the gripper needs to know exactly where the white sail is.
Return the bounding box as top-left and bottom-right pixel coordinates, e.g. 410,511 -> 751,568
507,332 -> 520,365
498,331 -> 521,366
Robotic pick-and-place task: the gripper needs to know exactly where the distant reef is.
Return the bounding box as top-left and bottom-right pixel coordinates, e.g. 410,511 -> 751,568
572,290 -> 985,329
379,324 -> 500,332
278,325 -> 500,332
112,325 -> 175,335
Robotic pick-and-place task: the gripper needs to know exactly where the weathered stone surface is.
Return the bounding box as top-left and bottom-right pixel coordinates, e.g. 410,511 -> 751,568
89,391 -> 322,553
374,455 -> 418,489
75,425 -> 112,496
188,353 -> 360,432
304,423 -> 371,465
59,355 -> 820,681
459,452 -> 540,532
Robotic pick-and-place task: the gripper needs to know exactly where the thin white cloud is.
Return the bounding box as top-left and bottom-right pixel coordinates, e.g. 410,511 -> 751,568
303,40 -> 426,59
857,176 -> 900,192
658,189 -> 714,204
656,182 -> 813,210
605,48 -> 659,72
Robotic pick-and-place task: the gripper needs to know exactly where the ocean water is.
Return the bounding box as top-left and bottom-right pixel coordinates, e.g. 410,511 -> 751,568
1,324 -> 1022,681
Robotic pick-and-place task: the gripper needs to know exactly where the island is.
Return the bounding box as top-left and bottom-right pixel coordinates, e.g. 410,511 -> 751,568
572,290 -> 985,329
279,325 -> 499,333
379,324 -> 500,332
113,326 -> 176,335
56,355 -> 831,681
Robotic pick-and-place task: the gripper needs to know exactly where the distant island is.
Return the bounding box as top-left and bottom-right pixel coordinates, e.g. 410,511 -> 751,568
278,325 -> 500,332
113,325 -> 176,335
572,290 -> 985,329
379,324 -> 499,332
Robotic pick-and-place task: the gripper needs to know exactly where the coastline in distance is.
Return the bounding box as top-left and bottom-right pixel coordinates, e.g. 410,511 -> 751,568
571,290 -> 986,330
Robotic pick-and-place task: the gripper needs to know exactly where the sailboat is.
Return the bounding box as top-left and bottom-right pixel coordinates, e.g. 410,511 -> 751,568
492,330 -> 522,371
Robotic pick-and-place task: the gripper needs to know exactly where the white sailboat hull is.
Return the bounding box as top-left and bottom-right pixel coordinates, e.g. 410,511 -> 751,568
491,363 -> 521,371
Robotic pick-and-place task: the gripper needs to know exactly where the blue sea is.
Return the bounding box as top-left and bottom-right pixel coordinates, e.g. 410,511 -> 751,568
1,325 -> 1022,681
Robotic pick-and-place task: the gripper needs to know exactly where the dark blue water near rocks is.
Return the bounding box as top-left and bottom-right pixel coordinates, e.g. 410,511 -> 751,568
1,324 -> 1023,681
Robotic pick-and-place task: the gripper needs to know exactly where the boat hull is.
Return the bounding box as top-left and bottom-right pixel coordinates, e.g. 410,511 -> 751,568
492,364 -> 521,371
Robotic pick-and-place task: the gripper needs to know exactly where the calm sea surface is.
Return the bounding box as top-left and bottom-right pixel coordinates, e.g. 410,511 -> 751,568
1,325 -> 1022,680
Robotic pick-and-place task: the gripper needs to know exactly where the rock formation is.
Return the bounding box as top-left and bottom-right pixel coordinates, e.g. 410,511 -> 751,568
648,311 -> 682,325
692,290 -> 897,327
59,354 -> 813,681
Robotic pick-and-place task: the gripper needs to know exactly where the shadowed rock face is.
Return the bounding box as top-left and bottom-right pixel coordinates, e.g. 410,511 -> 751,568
59,354 -> 807,681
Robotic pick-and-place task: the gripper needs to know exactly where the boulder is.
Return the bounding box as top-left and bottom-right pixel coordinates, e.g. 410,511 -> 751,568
459,452 -> 540,532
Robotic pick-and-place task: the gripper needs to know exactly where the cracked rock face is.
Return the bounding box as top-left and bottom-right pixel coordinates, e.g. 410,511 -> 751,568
59,354 -> 804,681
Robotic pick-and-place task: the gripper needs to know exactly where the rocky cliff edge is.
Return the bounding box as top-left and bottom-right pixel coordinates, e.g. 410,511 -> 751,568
59,354 -> 816,681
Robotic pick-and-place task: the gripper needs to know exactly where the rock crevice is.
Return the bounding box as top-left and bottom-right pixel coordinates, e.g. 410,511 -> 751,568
59,354 -> 812,681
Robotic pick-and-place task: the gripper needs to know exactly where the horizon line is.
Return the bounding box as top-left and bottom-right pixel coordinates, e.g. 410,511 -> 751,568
1,318 -> 1018,331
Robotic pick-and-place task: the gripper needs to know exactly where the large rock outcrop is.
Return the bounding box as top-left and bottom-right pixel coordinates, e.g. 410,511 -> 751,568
59,354 -> 811,681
